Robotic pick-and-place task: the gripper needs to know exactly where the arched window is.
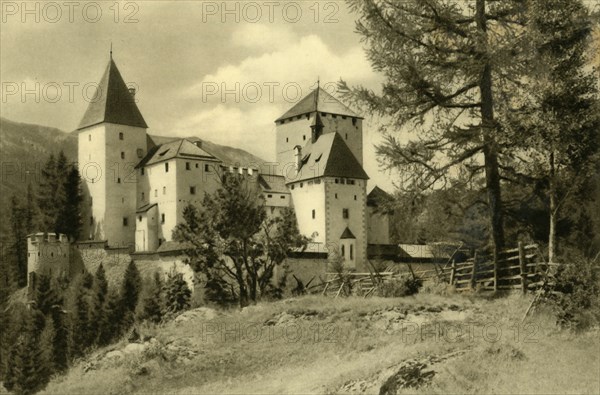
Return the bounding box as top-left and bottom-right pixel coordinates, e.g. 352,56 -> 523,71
341,245 -> 345,258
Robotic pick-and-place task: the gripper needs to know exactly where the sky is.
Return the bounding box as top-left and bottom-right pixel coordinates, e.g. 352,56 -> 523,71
0,0 -> 393,190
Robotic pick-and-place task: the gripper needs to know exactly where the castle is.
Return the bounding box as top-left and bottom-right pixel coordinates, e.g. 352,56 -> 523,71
71,57 -> 393,272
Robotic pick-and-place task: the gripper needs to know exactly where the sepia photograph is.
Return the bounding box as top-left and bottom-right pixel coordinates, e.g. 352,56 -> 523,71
0,0 -> 599,394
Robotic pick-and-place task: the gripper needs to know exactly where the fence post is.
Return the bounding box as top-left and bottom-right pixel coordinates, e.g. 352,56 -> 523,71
449,259 -> 456,285
519,241 -> 527,294
470,252 -> 478,290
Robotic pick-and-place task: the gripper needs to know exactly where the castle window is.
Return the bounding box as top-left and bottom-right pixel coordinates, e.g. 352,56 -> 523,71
271,207 -> 275,214
341,245 -> 345,257
205,164 -> 210,172
300,183 -> 303,188
117,177 -> 121,183
165,162 -> 169,172
335,179 -> 339,184
141,192 -> 145,201
163,187 -> 166,195
348,179 -> 356,185
90,216 -> 93,225
161,214 -> 165,224
312,209 -> 315,219
119,132 -> 124,140
343,208 -> 349,219
352,118 -> 357,126
141,168 -> 144,175
350,244 -> 354,260
88,134 -> 91,141
123,217 -> 128,226
121,152 -> 125,159
38,252 -> 40,256
286,137 -> 289,143
186,162 -> 191,170
154,189 -> 158,197
303,135 -> 306,141
195,163 -> 199,168
354,195 -> 357,200
291,185 -> 294,190
345,133 -> 348,140
332,114 -> 337,119
267,194 -> 272,198
342,116 -> 347,119
190,186 -> 196,195
335,193 -> 338,199
280,195 -> 285,199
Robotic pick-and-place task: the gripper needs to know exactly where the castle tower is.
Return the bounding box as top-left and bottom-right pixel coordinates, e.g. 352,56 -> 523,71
27,232 -> 70,289
77,56 -> 148,248
275,87 -> 364,178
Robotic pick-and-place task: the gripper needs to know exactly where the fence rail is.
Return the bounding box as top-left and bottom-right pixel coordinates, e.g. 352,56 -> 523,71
317,243 -> 553,297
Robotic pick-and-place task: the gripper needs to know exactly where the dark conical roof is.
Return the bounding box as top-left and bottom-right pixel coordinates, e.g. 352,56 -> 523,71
77,59 -> 148,130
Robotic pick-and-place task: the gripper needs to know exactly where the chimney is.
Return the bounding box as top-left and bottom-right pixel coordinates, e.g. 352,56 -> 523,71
294,145 -> 302,173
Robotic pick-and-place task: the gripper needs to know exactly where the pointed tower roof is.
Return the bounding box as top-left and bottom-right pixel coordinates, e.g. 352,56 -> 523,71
77,59 -> 148,130
276,87 -> 362,122
340,227 -> 356,239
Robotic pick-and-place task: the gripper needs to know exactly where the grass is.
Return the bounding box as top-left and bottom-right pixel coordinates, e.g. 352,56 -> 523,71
41,292 -> 599,395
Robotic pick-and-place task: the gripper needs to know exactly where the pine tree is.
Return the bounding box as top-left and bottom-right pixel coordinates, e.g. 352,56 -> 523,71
137,271 -> 164,324
164,267 -> 191,315
38,153 -> 58,232
120,261 -> 141,315
9,195 -> 28,288
56,165 -> 82,241
49,305 -> 69,372
69,278 -> 91,359
12,309 -> 50,395
34,274 -> 59,316
507,0 -> 600,261
98,288 -> 123,346
90,264 -> 108,345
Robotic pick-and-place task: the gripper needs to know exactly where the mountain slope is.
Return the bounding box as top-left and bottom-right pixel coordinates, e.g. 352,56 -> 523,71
0,117 -> 266,240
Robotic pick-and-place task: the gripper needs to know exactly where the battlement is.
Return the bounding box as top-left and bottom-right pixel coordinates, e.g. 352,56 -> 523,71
27,232 -> 71,288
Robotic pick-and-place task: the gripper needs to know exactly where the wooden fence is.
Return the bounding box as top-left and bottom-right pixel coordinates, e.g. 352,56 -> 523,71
317,242 -> 555,297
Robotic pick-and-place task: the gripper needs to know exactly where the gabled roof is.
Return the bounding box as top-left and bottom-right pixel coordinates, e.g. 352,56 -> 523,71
276,87 -> 361,122
258,174 -> 289,194
291,132 -> 369,183
340,227 -> 356,239
137,138 -> 219,168
77,59 -> 148,130
367,186 -> 392,207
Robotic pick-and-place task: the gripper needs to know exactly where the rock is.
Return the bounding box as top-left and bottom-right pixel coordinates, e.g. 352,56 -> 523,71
105,350 -> 124,361
123,343 -> 146,355
174,307 -> 217,323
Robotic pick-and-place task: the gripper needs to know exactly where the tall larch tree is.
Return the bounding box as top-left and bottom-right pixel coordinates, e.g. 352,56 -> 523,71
340,0 -> 528,269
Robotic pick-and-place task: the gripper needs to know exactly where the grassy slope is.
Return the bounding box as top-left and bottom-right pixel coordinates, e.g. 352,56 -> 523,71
42,293 -> 599,395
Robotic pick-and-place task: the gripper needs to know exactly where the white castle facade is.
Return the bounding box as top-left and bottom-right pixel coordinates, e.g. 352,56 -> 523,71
77,58 -> 393,271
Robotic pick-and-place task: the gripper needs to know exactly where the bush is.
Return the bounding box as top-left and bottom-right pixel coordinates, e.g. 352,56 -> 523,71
546,253 -> 600,330
376,275 -> 422,297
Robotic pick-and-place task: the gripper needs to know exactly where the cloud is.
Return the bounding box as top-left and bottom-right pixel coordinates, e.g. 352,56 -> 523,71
186,25 -> 376,109
231,24 -> 297,50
